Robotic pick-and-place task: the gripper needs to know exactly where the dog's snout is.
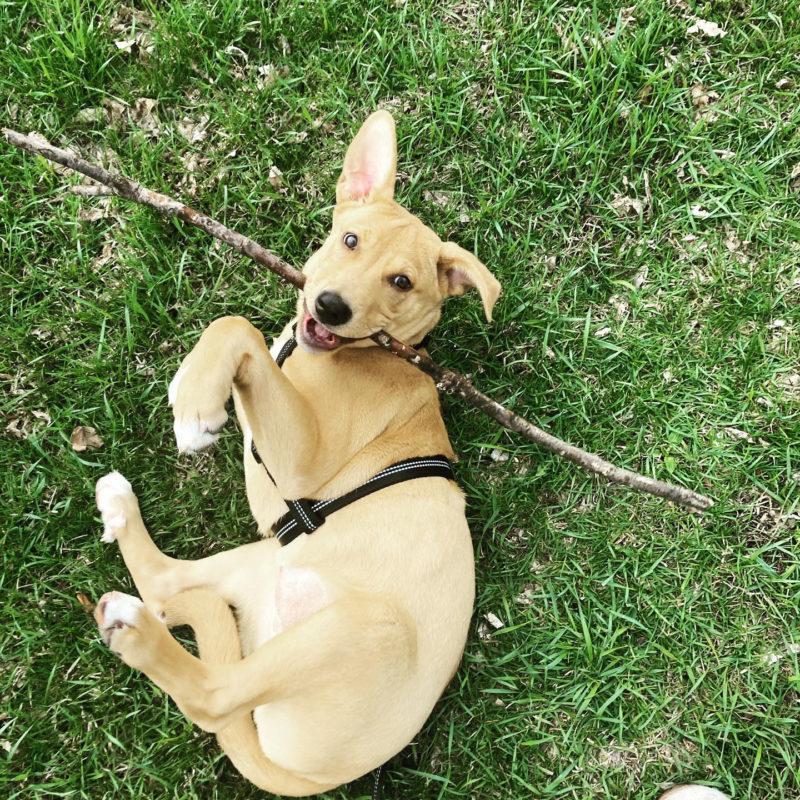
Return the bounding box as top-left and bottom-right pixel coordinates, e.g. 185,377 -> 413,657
315,292 -> 352,327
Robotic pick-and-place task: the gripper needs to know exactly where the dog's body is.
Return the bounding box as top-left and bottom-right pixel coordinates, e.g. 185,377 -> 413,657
93,111 -> 500,794
92,111 -> 724,800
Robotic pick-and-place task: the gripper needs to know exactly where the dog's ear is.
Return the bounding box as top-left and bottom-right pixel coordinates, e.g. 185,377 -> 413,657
437,242 -> 501,322
336,111 -> 397,204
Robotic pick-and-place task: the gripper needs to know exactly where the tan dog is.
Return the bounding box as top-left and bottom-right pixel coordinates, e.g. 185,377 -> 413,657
91,113 -> 725,800
93,110 -> 501,795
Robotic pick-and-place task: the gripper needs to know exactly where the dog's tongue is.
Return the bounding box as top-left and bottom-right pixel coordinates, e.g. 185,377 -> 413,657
303,312 -> 341,350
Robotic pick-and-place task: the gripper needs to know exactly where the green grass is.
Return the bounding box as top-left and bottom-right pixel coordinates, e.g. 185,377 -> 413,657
2,0 -> 799,797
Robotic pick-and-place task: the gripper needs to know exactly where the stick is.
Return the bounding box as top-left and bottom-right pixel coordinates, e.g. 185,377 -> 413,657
3,128 -> 713,512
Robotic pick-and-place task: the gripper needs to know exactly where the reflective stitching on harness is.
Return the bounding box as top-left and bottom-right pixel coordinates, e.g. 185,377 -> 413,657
290,500 -> 317,532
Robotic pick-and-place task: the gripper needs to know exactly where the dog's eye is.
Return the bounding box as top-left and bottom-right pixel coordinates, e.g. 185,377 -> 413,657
343,233 -> 358,250
390,274 -> 413,291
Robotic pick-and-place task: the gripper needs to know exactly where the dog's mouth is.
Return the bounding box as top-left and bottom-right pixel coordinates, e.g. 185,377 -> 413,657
299,304 -> 354,352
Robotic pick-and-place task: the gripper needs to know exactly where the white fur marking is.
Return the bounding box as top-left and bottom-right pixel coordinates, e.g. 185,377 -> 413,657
98,591 -> 143,645
101,513 -> 127,543
173,417 -> 227,453
167,365 -> 187,406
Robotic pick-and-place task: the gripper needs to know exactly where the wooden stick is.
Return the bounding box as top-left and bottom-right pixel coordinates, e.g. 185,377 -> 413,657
3,128 -> 713,512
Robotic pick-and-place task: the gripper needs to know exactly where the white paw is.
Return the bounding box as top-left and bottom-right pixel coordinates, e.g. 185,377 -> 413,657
96,472 -> 133,542
167,365 -> 187,406
173,409 -> 228,453
96,591 -> 143,646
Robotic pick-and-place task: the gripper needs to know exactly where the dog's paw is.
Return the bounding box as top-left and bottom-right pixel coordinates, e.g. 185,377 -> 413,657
169,362 -> 229,453
173,413 -> 228,454
96,472 -> 134,543
94,591 -> 143,647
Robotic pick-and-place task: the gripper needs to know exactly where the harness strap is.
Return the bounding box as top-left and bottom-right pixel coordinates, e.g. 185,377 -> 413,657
273,455 -> 454,546
252,325 -> 449,547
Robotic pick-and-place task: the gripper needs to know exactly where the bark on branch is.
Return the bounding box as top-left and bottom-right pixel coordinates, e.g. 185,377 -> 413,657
3,127 -> 713,512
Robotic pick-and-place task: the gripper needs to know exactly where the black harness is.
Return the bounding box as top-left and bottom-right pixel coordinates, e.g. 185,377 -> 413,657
250,327 -> 454,546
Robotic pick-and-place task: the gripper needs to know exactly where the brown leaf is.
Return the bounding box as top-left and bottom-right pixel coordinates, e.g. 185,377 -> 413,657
130,97 -> 160,137
76,592 -> 96,613
176,114 -> 210,143
70,426 -> 104,452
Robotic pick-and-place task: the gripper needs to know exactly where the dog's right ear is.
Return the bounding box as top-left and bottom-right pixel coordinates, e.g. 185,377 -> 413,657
336,111 -> 397,204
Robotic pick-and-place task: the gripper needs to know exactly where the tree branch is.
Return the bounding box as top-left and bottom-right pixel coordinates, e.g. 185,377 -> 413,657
3,127 -> 713,512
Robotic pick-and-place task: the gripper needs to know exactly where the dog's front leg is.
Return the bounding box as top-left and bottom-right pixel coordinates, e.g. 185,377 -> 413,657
170,316 -> 327,497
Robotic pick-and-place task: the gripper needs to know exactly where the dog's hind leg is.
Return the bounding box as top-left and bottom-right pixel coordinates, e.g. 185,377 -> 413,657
96,471 -> 278,614
95,586 -> 413,731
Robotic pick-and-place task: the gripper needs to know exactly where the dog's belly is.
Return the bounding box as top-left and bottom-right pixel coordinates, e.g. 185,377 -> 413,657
236,550 -> 332,656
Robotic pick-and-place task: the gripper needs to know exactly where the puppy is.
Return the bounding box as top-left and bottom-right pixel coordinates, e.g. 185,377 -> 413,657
94,110 -> 501,795
92,112 -> 726,800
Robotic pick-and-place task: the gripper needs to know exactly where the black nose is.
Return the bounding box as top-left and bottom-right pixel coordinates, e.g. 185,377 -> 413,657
314,291 -> 352,327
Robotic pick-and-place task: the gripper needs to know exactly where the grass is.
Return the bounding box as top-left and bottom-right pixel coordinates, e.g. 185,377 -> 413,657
1,0 -> 799,797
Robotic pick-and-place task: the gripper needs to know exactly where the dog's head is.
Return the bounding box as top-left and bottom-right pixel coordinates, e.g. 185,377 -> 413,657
297,111 -> 501,352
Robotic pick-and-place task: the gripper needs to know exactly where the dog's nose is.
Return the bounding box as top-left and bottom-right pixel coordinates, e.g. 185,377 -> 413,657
315,292 -> 352,327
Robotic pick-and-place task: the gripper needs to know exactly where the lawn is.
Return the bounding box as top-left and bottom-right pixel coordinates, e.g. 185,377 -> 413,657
1,0 -> 799,798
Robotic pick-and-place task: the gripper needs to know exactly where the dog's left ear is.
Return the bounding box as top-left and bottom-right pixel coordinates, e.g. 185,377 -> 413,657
437,242 -> 501,322
336,110 -> 397,204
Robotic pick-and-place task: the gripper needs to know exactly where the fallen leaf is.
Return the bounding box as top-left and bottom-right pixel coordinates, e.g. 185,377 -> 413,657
176,114 -> 210,143
775,78 -> 793,90
70,426 -> 104,452
489,448 -> 510,463
608,295 -> 629,318
102,98 -> 129,127
790,163 -> 800,191
484,612 -> 505,629
131,97 -> 160,137
256,64 -> 279,89
690,204 -> 711,219
268,165 -> 283,188
724,426 -> 755,444
423,190 -> 451,208
76,592 -> 96,613
691,83 -> 719,108
5,417 -> 29,439
594,326 -> 612,338
687,18 -> 726,38
611,194 -> 644,217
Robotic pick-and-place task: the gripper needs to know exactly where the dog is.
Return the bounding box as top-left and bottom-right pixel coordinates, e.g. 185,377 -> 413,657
93,110 -> 501,795
92,111 -> 730,800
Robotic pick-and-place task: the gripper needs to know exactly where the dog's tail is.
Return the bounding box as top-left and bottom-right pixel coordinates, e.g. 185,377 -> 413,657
163,589 -> 332,797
